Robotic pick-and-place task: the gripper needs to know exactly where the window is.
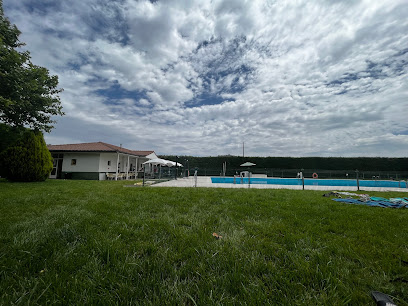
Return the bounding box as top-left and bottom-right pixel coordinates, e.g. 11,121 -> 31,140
107,161 -> 111,166
71,159 -> 77,165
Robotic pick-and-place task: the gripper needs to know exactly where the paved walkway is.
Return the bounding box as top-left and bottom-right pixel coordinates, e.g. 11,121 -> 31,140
151,176 -> 408,192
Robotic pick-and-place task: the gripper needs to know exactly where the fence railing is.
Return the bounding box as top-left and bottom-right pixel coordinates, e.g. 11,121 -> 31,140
147,167 -> 408,181
189,168 -> 408,180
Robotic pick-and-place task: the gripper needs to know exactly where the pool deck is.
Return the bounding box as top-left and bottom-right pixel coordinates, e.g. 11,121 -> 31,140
151,176 -> 408,192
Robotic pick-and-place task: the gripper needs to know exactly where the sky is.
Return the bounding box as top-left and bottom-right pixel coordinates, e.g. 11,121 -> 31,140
3,0 -> 408,157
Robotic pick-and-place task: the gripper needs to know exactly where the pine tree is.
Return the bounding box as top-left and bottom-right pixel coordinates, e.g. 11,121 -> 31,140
0,129 -> 53,181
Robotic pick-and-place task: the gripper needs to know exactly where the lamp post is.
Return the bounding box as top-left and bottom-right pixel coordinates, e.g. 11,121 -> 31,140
248,166 -> 251,188
356,169 -> 360,191
186,159 -> 189,177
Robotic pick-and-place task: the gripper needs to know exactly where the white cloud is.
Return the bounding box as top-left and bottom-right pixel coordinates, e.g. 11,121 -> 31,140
3,0 -> 408,156
139,98 -> 150,106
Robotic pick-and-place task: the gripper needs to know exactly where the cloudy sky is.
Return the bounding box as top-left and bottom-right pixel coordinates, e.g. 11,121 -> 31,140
3,0 -> 408,156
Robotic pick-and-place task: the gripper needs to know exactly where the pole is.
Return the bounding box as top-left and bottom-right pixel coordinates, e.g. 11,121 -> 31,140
143,166 -> 145,186
356,169 -> 360,191
115,153 -> 120,180
126,156 -> 129,180
135,157 -> 139,178
187,159 -> 189,178
301,168 -> 304,190
175,156 -> 178,180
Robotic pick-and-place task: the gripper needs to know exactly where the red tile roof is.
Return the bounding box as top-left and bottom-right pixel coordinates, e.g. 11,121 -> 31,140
47,142 -> 154,157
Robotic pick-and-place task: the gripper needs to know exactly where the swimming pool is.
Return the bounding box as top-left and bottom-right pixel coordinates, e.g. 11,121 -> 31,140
211,177 -> 407,188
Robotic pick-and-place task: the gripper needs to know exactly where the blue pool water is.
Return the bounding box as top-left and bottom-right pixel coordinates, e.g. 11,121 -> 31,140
211,177 -> 407,188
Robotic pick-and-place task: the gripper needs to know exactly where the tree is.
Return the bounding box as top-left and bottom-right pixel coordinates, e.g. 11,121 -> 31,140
0,0 -> 63,133
0,129 -> 53,181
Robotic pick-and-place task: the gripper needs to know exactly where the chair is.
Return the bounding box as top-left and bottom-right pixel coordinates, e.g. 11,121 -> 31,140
106,173 -> 115,180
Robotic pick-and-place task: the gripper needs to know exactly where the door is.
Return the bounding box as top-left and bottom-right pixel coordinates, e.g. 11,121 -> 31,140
49,154 -> 63,179
50,158 -> 58,179
57,158 -> 63,179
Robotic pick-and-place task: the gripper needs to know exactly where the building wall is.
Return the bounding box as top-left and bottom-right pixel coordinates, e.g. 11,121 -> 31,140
52,151 -> 151,180
99,153 -> 119,173
61,153 -> 100,172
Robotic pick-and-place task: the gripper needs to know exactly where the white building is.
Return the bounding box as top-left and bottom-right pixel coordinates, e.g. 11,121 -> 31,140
47,142 -> 157,180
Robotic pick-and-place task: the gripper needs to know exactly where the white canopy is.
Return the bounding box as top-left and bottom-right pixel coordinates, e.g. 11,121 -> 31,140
167,161 -> 184,167
143,158 -> 170,166
143,158 -> 183,167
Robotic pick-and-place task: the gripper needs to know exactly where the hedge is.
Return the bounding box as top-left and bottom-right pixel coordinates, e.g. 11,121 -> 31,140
160,155 -> 408,172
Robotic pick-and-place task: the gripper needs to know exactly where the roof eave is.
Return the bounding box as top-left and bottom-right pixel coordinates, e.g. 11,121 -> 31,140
49,149 -> 149,157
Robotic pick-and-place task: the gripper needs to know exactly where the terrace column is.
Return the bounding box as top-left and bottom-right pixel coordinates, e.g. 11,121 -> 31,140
115,153 -> 120,180
126,155 -> 130,180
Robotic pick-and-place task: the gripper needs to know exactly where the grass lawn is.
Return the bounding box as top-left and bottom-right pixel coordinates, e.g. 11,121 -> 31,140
0,179 -> 407,305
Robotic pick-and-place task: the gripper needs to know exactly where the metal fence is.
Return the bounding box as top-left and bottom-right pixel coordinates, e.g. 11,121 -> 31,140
189,168 -> 408,180
145,167 -> 190,179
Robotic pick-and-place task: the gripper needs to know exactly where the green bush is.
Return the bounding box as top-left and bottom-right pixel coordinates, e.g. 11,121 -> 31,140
0,129 -> 52,181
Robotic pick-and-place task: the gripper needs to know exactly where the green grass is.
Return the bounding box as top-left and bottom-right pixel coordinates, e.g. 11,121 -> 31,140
0,179 -> 407,305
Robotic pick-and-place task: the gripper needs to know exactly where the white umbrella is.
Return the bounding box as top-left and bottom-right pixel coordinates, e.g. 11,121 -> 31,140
240,161 -> 256,188
240,162 -> 256,167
